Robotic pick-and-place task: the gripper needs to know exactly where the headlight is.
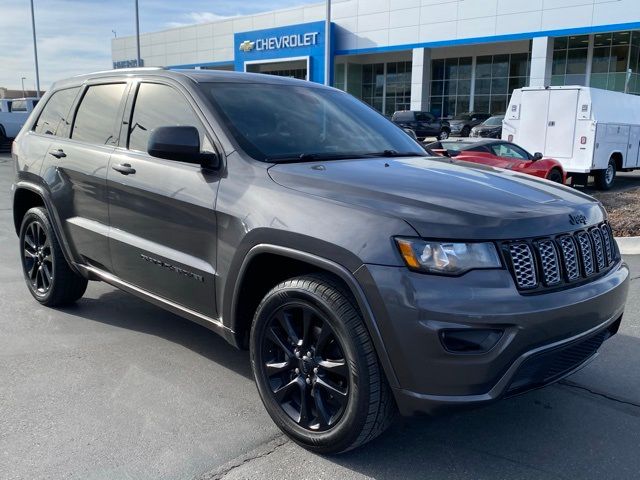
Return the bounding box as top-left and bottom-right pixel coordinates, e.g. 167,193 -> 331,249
395,238 -> 502,275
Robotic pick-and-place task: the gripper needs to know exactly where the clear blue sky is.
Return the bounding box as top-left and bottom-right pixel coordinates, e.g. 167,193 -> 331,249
0,0 -> 318,90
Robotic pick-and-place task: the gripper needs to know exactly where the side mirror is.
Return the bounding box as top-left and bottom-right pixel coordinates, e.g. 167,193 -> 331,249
532,152 -> 543,161
148,126 -> 219,169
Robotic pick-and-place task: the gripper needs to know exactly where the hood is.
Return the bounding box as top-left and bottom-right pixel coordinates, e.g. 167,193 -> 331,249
268,156 -> 604,240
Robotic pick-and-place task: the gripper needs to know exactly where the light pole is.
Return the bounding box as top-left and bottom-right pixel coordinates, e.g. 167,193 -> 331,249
135,0 -> 141,67
21,77 -> 26,98
324,0 -> 331,86
29,0 -> 41,98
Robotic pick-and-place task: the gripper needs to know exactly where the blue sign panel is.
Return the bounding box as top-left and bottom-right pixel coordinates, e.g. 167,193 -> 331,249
234,21 -> 333,84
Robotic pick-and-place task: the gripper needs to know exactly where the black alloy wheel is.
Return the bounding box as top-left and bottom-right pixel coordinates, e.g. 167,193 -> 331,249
461,126 -> 471,137
260,301 -> 349,431
250,275 -> 396,454
19,207 -> 88,306
22,219 -> 54,296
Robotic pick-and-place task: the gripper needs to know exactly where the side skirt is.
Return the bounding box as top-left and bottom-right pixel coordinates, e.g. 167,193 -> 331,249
76,264 -> 237,346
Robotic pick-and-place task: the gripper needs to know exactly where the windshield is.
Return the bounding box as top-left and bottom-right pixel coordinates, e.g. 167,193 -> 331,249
483,116 -> 504,126
453,113 -> 472,121
202,82 -> 425,162
439,141 -> 475,152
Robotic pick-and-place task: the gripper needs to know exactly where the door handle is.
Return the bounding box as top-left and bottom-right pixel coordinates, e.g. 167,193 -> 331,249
112,163 -> 136,175
49,149 -> 66,159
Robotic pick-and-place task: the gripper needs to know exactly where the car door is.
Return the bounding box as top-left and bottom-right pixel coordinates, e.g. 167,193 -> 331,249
415,112 -> 437,137
107,80 -> 221,317
47,81 -> 128,272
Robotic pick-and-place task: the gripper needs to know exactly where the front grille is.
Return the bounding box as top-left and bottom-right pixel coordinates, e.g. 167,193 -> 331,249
506,329 -> 610,396
508,243 -> 537,289
503,223 -> 617,293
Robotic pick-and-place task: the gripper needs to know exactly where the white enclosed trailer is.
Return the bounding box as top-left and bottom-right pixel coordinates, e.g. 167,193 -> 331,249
502,86 -> 640,189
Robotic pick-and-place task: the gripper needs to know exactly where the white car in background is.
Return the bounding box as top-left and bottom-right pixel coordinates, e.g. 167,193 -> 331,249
0,98 -> 39,143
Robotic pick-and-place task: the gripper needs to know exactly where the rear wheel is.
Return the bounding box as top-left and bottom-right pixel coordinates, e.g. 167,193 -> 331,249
439,129 -> 450,140
546,169 -> 564,184
19,207 -> 88,306
250,274 -> 396,454
595,158 -> 616,190
460,126 -> 471,137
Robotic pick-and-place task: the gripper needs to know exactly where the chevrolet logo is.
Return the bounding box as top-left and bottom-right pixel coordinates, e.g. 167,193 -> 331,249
239,40 -> 255,52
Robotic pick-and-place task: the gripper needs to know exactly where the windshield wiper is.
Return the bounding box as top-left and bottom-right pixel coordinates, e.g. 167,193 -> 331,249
364,150 -> 426,158
266,150 -> 425,163
266,153 -> 359,163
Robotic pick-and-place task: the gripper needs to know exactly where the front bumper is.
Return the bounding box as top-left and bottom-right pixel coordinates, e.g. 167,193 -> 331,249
355,261 -> 629,415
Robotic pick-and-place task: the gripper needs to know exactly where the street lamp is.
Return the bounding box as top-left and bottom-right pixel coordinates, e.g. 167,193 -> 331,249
21,77 -> 26,98
324,0 -> 331,86
29,0 -> 41,98
135,0 -> 141,67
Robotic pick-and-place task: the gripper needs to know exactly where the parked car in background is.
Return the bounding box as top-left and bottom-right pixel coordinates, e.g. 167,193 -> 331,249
0,98 -> 39,143
391,110 -> 450,140
448,112 -> 491,137
425,138 -> 566,183
504,86 -> 640,190
471,115 -> 504,138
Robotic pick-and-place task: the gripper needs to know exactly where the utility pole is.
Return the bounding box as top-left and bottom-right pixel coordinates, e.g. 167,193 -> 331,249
324,0 -> 331,86
29,0 -> 41,98
21,77 -> 26,98
135,0 -> 141,67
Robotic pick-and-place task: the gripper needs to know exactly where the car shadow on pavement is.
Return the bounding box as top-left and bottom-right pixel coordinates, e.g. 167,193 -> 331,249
60,288 -> 253,380
327,377 -> 640,479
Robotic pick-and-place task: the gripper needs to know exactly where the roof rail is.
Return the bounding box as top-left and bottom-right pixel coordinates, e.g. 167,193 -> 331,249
73,67 -> 167,77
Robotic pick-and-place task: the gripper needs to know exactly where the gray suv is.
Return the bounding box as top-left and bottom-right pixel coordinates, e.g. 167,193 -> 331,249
11,69 -> 629,454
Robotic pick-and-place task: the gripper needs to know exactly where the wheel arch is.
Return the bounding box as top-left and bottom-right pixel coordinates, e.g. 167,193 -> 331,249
228,244 -> 400,388
610,151 -> 623,171
12,182 -> 83,276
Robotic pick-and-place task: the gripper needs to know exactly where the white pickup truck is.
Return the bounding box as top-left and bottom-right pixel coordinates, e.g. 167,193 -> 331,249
0,98 -> 39,143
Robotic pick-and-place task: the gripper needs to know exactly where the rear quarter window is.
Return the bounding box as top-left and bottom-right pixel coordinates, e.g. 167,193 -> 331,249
33,87 -> 81,136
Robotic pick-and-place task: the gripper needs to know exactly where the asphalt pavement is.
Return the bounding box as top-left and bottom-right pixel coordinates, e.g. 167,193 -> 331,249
1,152 -> 639,480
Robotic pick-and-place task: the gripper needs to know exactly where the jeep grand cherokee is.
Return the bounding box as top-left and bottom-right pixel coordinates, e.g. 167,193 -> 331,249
11,69 -> 629,454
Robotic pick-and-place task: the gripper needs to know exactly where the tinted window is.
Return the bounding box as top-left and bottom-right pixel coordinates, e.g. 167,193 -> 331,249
484,116 -> 504,126
34,88 -> 80,136
129,83 -> 204,153
11,100 -> 27,112
72,83 -> 126,145
203,83 -> 425,162
392,111 -> 414,122
491,143 -> 528,159
415,112 -> 435,122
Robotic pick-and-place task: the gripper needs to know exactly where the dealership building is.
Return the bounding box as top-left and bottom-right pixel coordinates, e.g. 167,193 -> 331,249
111,0 -> 640,118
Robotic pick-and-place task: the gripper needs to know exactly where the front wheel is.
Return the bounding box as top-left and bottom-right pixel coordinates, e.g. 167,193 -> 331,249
546,169 -> 564,184
594,158 -> 616,190
250,275 -> 396,454
19,207 -> 88,306
439,129 -> 450,140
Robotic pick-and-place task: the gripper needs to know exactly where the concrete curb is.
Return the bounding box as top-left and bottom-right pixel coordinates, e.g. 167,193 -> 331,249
615,236 -> 640,255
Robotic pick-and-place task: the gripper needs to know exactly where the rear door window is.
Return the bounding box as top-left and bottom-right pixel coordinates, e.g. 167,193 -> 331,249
128,82 -> 205,153
10,100 -> 27,112
72,83 -> 126,146
33,87 -> 80,136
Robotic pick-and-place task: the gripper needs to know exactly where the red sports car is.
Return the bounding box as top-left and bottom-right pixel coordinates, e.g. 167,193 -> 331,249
425,139 -> 566,183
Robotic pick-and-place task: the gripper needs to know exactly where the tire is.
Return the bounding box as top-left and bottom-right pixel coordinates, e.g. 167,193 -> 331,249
546,169 -> 564,184
19,207 -> 88,306
460,126 -> 471,137
594,158 -> 616,190
439,129 -> 450,140
250,274 -> 396,454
